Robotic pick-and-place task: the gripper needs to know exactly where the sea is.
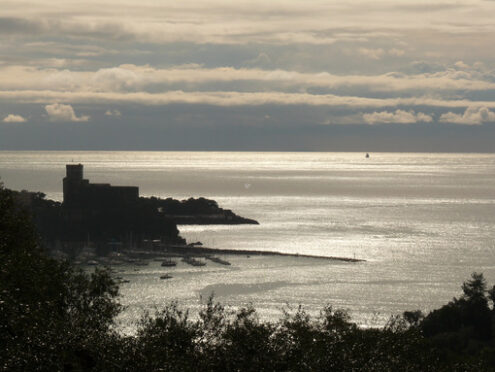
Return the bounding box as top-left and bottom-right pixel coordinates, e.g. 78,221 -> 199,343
1,151 -> 495,331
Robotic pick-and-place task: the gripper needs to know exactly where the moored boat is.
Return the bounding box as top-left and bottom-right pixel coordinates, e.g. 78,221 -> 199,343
161,258 -> 177,267
182,256 -> 206,266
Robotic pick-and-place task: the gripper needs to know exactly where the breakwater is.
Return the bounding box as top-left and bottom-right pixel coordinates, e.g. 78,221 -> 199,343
125,245 -> 365,263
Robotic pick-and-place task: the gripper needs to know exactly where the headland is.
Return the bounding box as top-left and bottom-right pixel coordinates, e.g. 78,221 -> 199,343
11,164 -> 363,264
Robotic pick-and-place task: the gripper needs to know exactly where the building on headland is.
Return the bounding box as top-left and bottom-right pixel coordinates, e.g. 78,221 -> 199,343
63,164 -> 139,208
10,163 -> 254,255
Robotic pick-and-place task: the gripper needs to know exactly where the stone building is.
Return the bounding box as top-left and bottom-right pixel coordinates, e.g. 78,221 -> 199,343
63,164 -> 139,208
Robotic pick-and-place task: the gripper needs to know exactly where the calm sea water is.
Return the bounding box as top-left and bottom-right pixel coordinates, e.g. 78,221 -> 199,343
1,151 -> 495,330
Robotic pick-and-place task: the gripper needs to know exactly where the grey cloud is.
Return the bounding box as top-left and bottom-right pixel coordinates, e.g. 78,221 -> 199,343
243,52 -> 272,68
0,17 -> 132,42
403,61 -> 446,74
0,17 -> 45,35
2,1 -> 494,48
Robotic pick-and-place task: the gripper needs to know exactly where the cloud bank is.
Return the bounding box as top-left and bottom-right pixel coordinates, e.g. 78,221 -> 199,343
1,0 -> 495,150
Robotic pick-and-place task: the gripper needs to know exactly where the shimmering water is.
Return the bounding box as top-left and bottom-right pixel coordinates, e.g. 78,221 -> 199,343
1,151 -> 495,330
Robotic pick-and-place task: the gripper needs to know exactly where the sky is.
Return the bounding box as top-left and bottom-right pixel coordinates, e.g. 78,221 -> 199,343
1,0 -> 495,151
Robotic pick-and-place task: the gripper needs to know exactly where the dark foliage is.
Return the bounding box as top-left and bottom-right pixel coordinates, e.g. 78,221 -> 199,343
417,272 -> 495,367
0,186 -> 121,371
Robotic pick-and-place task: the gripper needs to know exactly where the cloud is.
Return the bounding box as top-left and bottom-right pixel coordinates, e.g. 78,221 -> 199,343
2,114 -> 26,122
105,109 -> 121,116
3,64 -> 495,96
45,103 -> 89,122
244,52 -> 272,67
3,0 -> 495,48
92,67 -> 142,91
388,48 -> 405,57
406,61 -> 445,74
3,89 -> 493,111
362,48 -> 407,58
358,48 -> 385,60
0,17 -> 45,35
439,106 -> 495,125
454,60 -> 470,70
2,0 -> 495,152
363,110 -> 433,124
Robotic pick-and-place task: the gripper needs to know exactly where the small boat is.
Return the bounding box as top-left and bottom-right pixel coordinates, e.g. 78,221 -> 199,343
161,259 -> 177,267
87,260 -> 99,266
182,256 -> 206,267
124,258 -> 139,263
207,256 -> 231,266
160,274 -> 173,280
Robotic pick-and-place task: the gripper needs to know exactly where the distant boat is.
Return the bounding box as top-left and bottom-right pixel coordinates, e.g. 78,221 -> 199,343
207,256 -> 231,266
365,153 -> 370,158
182,256 -> 206,266
160,274 -> 173,280
161,258 -> 177,267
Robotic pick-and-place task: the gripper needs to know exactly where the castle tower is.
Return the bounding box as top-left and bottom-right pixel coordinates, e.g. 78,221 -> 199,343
63,164 -> 84,206
66,164 -> 83,182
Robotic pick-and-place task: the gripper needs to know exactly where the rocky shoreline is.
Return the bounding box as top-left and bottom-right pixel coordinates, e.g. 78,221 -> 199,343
168,214 -> 259,225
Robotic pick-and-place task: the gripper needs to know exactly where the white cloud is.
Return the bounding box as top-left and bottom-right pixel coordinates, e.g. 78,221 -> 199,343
3,89 -> 492,110
2,114 -> 26,122
92,67 -> 142,91
3,64 -> 495,96
358,48 -> 384,60
105,109 -> 121,116
45,103 -> 89,122
363,109 -> 433,124
454,60 -> 470,70
439,106 -> 495,125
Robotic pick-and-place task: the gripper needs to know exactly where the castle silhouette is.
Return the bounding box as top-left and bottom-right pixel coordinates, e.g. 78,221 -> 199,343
63,164 -> 139,208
